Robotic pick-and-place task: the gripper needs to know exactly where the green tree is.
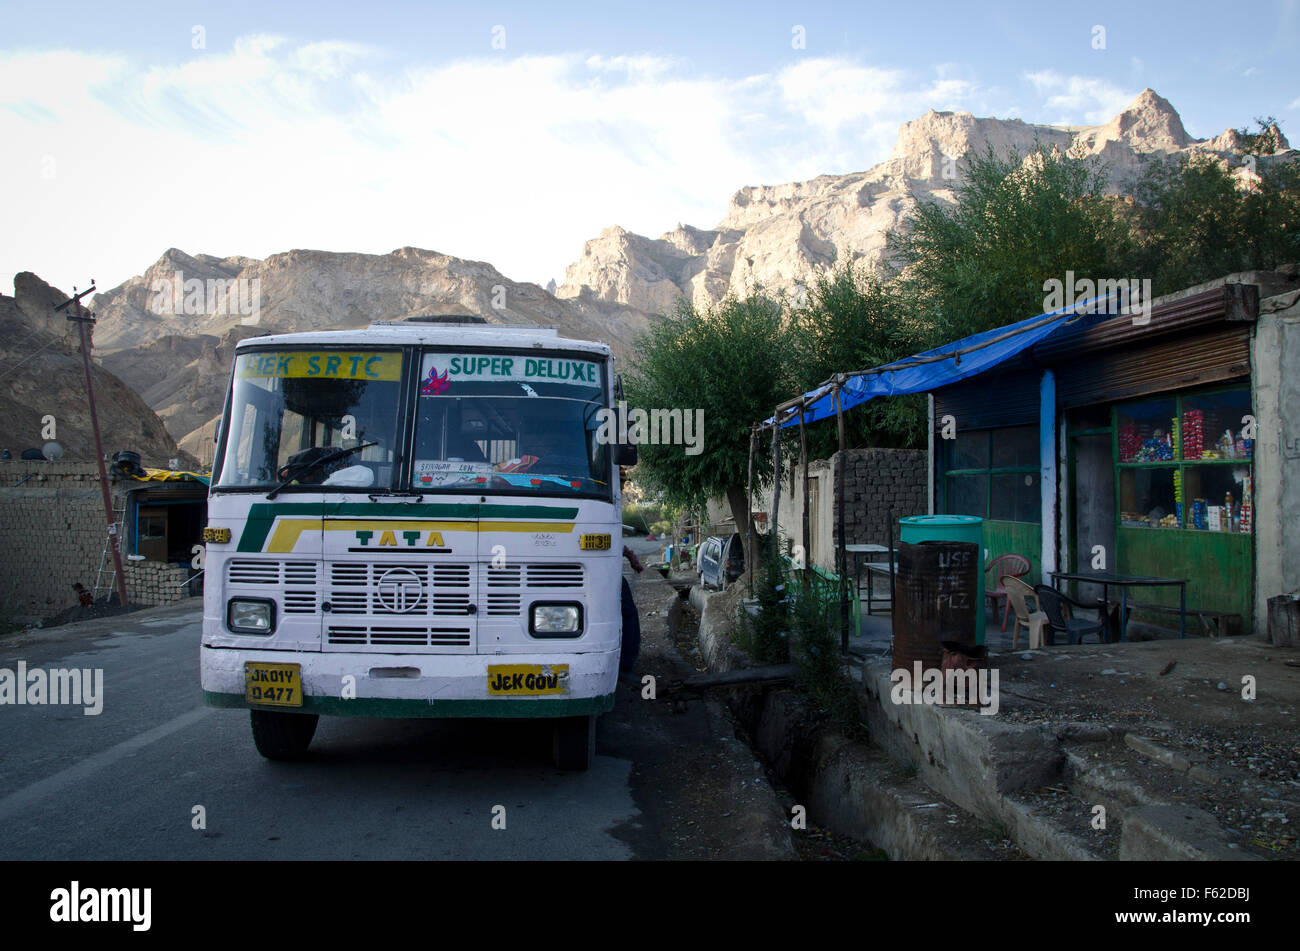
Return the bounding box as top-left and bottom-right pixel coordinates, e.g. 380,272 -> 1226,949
625,292 -> 796,549
788,261 -> 929,457
887,145 -> 1136,341
1235,115 -> 1283,156
1130,148 -> 1300,293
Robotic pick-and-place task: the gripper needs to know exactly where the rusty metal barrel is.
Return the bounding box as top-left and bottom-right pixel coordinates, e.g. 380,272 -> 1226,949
892,539 -> 980,674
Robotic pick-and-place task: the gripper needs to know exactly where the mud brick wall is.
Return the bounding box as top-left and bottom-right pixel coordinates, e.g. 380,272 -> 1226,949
832,448 -> 928,549
124,560 -> 194,607
0,461 -> 132,619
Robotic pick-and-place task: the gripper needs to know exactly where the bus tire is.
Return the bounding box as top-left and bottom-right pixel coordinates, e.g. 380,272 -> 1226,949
551,714 -> 596,771
250,710 -> 319,760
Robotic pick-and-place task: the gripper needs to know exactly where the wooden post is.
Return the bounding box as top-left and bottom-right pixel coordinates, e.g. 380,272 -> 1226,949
800,405 -> 810,591
836,383 -> 848,653
746,426 -> 756,597
770,414 -> 781,567
59,285 -> 129,611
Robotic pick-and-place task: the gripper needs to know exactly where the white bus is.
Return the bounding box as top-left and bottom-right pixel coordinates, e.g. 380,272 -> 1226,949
200,317 -> 634,770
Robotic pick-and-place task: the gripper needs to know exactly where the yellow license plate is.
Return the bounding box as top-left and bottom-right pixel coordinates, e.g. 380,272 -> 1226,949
580,533 -> 612,551
244,662 -> 302,707
488,664 -> 570,696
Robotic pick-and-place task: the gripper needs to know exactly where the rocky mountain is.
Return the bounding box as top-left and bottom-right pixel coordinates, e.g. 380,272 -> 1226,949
79,89 -> 1292,456
556,89 -> 1292,312
91,246 -> 655,450
0,273 -> 192,467
100,326 -> 265,468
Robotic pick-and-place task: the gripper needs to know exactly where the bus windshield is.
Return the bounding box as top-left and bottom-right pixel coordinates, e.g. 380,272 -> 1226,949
214,346 -> 612,499
215,349 -> 404,490
411,350 -> 610,497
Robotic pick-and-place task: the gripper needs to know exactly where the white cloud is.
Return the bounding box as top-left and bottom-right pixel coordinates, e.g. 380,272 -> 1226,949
0,40 -> 989,296
1023,69 -> 1137,125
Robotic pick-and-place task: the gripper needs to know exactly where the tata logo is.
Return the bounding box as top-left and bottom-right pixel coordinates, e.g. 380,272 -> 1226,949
376,567 -> 424,613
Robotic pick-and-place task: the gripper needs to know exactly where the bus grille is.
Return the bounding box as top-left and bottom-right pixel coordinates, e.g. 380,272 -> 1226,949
483,563 -> 584,615
326,625 -> 472,648
228,559 -> 319,614
224,559 -> 586,647
328,562 -> 472,616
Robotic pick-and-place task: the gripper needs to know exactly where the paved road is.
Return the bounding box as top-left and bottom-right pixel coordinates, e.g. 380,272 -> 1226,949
0,561 -> 793,860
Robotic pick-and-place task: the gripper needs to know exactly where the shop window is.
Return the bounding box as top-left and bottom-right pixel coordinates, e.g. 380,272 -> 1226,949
991,427 -> 1038,469
947,430 -> 989,470
1114,386 -> 1252,533
1117,398 -> 1176,462
1118,467 -> 1178,528
941,426 -> 1040,523
947,473 -> 988,517
991,471 -> 1039,522
1180,390 -> 1252,461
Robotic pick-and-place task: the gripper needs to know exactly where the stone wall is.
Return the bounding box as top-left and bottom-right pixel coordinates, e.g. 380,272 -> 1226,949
0,461 -> 135,620
124,559 -> 197,607
765,448 -> 929,572
832,448 -> 929,549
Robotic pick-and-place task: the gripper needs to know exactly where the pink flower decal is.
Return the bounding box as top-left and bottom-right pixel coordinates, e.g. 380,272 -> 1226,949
420,365 -> 450,395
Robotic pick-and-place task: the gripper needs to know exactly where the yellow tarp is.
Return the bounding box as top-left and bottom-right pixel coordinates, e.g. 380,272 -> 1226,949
128,467 -> 210,485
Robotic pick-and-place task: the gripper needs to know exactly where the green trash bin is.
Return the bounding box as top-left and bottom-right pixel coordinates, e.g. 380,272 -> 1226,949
899,515 -> 986,645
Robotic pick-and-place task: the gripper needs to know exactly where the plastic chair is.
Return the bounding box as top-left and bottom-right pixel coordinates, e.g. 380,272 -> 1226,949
985,554 -> 1031,631
1003,576 -> 1047,649
1033,584 -> 1111,645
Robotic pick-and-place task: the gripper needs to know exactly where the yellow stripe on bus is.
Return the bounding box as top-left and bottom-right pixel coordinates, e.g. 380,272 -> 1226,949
264,518 -> 576,553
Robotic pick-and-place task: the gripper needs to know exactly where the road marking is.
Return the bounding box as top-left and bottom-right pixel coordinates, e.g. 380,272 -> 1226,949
0,706 -> 215,821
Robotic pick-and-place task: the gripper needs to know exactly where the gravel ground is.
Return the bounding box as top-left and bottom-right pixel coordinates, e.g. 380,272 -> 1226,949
991,633 -> 1300,858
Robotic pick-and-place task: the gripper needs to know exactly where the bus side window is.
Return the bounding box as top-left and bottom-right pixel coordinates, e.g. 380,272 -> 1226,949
235,404 -> 260,483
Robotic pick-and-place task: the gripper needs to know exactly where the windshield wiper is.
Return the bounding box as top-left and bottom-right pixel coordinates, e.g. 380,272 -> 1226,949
266,442 -> 378,499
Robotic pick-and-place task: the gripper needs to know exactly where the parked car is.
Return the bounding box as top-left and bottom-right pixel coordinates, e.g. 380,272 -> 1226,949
699,533 -> 746,590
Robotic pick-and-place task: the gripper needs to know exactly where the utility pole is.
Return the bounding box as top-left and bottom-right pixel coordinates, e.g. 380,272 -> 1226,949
55,283 -> 129,610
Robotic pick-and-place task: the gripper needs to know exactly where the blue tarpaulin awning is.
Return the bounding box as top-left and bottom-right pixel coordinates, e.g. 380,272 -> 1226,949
764,292 -> 1122,429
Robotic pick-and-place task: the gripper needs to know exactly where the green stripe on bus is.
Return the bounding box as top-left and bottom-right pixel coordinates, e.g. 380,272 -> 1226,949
203,690 -> 614,718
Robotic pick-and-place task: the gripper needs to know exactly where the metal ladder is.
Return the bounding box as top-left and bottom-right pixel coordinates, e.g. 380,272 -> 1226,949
93,497 -> 128,604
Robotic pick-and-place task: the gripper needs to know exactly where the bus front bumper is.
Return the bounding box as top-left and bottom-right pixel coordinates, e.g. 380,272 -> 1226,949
201,646 -> 618,718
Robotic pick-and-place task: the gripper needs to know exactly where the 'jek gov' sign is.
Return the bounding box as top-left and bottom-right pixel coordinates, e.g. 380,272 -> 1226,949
420,353 -> 599,394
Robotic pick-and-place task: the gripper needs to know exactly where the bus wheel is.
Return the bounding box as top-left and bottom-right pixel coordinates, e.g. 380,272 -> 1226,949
551,715 -> 596,771
250,710 -> 319,760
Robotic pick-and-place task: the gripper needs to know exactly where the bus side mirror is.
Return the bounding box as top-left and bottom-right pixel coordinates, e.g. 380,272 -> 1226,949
615,443 -> 637,467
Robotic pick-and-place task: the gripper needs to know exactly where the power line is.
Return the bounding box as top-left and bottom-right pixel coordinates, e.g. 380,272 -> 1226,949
0,336 -> 63,382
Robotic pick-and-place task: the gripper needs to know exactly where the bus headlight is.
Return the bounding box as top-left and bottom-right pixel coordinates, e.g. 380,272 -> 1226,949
228,598 -> 276,635
530,603 -> 582,637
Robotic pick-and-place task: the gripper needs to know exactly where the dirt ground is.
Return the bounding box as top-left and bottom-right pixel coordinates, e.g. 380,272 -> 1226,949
607,562 -> 797,859
626,554 -> 1299,859
992,629 -> 1300,858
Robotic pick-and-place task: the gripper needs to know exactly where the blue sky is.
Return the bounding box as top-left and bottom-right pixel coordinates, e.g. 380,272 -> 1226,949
2,0 -> 1297,297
